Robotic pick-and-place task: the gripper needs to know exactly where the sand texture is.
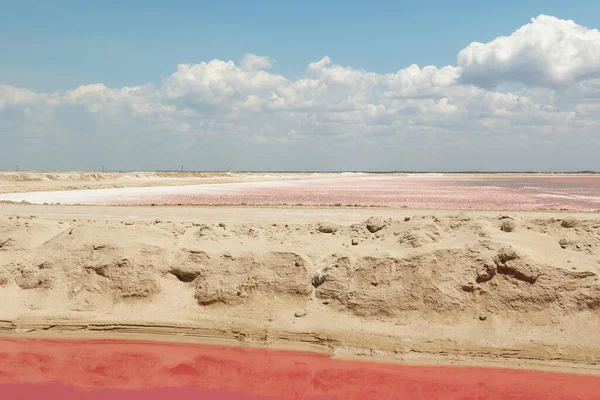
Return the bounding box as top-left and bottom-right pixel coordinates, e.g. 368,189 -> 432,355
0,171 -> 348,195
1,205 -> 600,370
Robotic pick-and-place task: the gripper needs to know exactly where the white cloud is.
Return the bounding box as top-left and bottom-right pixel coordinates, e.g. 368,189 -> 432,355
161,59 -> 287,112
240,54 -> 273,71
0,84 -> 44,109
384,64 -> 459,98
458,15 -> 600,89
1,15 -> 600,171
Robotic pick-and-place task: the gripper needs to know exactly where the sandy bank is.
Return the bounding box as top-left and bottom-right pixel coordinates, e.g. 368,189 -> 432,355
0,171 -> 349,195
1,206 -> 600,372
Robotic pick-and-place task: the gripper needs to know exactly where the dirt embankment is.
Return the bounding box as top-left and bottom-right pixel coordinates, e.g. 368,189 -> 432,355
1,212 -> 600,367
0,171 -> 351,194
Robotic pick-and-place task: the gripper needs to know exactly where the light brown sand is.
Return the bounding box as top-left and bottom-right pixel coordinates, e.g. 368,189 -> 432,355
0,171 -> 356,194
1,201 -> 600,372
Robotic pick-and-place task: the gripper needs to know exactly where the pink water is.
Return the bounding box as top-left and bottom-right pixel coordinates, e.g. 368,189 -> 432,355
119,176 -> 600,211
1,338 -> 599,399
1,175 -> 599,211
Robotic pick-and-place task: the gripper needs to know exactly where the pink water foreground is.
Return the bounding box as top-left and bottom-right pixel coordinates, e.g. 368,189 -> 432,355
115,175 -> 600,211
0,338 -> 598,399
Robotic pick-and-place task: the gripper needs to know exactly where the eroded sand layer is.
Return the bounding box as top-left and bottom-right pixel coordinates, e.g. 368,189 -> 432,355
1,206 -> 600,370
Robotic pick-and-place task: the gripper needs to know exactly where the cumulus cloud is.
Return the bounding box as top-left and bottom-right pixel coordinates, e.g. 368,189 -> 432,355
241,54 -> 273,71
384,64 -> 460,98
1,15 -> 600,171
0,85 -> 44,109
458,15 -> 600,89
161,59 -> 287,111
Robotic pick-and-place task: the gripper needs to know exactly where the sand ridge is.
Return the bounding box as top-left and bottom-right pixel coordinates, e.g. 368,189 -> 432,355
1,207 -> 600,370
0,171 -> 366,195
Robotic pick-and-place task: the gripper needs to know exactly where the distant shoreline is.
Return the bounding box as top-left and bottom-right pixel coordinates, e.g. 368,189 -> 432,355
0,170 -> 598,174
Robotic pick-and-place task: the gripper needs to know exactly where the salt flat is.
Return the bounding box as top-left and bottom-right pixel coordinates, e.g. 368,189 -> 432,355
1,174 -> 599,211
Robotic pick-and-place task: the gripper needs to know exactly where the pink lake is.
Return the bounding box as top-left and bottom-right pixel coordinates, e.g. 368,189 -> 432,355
1,175 -> 599,211
1,338 -> 599,399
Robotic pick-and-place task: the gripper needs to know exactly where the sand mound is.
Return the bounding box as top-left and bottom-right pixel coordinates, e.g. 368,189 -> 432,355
317,223 -> 339,234
366,217 -> 386,233
13,262 -> 54,290
0,171 -> 341,196
1,211 -> 600,364
193,252 -> 312,305
314,247 -> 600,318
169,250 -> 212,282
500,219 -> 517,232
1,214 -> 598,318
85,258 -> 160,299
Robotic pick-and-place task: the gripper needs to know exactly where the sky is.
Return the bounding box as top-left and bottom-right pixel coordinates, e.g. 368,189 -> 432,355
1,0 -> 600,172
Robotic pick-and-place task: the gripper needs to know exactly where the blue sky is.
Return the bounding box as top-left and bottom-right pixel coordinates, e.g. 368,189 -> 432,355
3,0 -> 600,92
1,1 -> 600,171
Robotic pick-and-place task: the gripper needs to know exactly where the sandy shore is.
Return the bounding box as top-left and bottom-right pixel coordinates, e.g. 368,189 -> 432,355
1,201 -> 600,373
0,171 -> 352,195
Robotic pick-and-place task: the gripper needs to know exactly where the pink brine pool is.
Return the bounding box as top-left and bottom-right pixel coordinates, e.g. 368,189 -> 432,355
1,175 -> 600,211
0,338 -> 599,399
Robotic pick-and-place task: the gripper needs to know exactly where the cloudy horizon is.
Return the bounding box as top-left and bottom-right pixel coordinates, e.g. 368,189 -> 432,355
2,11 -> 600,172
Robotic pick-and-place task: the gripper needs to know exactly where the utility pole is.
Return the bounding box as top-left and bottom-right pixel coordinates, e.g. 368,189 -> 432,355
16,165 -> 18,172
102,165 -> 105,173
